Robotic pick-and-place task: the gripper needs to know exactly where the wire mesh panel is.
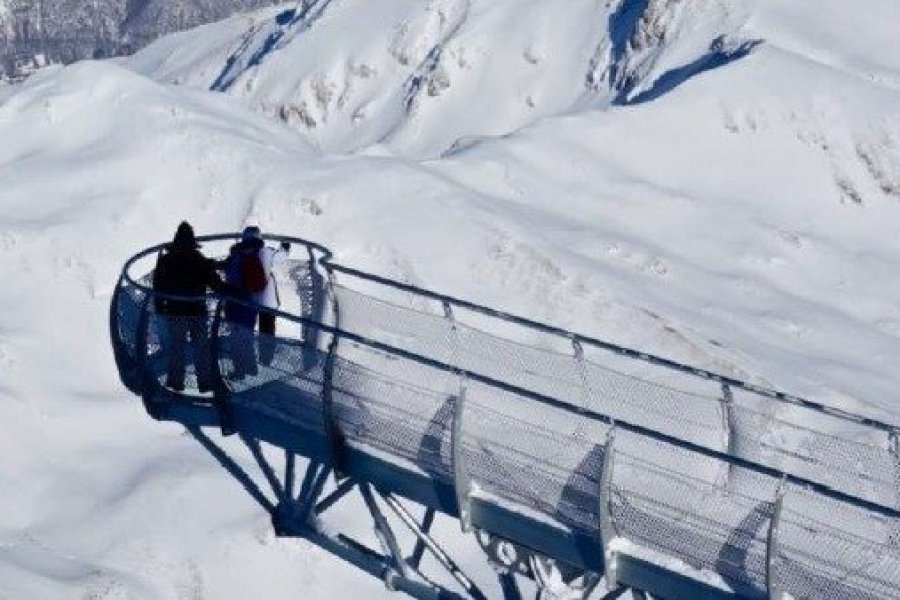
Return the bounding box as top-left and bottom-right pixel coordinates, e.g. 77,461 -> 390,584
729,404 -> 896,508
329,346 -> 458,482
581,358 -> 726,452
332,284 -> 457,366
332,284 -> 730,453
217,319 -> 327,432
452,322 -> 583,406
610,433 -> 780,598
113,280 -> 148,362
773,487 -> 900,599
463,378 -> 611,535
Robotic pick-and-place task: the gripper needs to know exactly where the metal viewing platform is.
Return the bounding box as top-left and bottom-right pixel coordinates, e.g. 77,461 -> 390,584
110,233 -> 900,599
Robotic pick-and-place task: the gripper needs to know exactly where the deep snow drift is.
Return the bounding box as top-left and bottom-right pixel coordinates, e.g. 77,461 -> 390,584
1,0 -> 900,597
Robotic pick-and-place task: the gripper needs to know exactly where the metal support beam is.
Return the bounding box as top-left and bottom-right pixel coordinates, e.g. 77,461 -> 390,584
409,507 -> 436,570
498,571 -> 522,600
315,478 -> 357,515
241,435 -> 284,501
302,526 -> 468,600
285,451 -> 295,500
360,484 -> 412,582
297,460 -> 321,504
187,426 -> 275,514
298,464 -> 332,523
600,585 -> 629,600
380,492 -> 488,600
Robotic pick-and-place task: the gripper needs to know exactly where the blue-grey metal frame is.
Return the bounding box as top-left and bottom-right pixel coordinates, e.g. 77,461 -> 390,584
110,233 -> 900,600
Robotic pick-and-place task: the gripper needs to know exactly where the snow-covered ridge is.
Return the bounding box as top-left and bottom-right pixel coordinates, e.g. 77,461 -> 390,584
125,0 -> 764,157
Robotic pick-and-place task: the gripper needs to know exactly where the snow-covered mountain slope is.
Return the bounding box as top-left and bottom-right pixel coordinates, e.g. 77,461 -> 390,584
125,0 -> 900,158
121,0 -> 900,411
1,0 -> 900,597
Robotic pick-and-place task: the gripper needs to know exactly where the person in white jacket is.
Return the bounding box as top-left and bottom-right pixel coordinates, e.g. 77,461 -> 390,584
241,226 -> 290,366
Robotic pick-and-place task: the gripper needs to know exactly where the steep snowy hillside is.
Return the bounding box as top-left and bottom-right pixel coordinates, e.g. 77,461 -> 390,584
1,0 -> 900,598
125,0 -> 900,158
0,62 -> 449,599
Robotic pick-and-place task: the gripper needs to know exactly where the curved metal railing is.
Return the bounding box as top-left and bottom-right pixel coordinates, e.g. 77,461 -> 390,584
110,233 -> 900,599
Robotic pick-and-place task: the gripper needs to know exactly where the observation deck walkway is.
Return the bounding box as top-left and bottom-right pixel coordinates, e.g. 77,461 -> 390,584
110,234 -> 900,600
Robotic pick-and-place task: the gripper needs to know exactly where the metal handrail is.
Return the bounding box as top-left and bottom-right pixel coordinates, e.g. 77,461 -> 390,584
326,263 -> 900,435
121,233 -> 900,434
115,236 -> 900,521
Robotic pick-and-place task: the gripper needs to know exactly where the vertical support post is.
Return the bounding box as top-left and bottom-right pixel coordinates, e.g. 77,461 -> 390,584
210,297 -> 235,436
451,374 -> 472,532
107,274 -> 130,379
766,479 -> 786,600
321,328 -> 346,478
572,337 -> 588,414
718,383 -> 735,487
285,451 -> 295,500
135,292 -> 164,418
303,246 -> 327,370
599,427 -> 618,588
889,431 -> 900,546
443,299 -> 462,372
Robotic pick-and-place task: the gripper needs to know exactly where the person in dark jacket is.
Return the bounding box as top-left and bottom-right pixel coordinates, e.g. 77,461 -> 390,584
152,221 -> 225,392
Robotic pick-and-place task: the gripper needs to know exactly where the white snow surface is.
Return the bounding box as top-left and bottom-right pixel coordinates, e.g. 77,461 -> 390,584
1,0 -> 900,597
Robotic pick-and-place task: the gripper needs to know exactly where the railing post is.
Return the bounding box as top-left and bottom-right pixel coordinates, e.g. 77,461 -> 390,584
321,329 -> 346,478
450,373 -> 472,532
718,383 -> 735,487
210,297 -> 235,436
442,299 -> 463,373
303,246 -> 328,370
108,274 -> 125,361
890,431 -> 900,546
599,427 -> 618,588
571,337 -> 598,419
766,479 -> 786,599
135,291 -> 164,418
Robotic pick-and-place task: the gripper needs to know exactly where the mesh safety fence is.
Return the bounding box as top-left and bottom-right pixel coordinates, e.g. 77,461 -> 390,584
729,402 -> 896,507
332,345 -> 454,482
463,377 -> 611,535
115,249 -> 900,600
217,319 -> 326,433
610,432 -> 779,598
773,487 -> 900,599
331,283 -> 899,509
114,280 -> 147,362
